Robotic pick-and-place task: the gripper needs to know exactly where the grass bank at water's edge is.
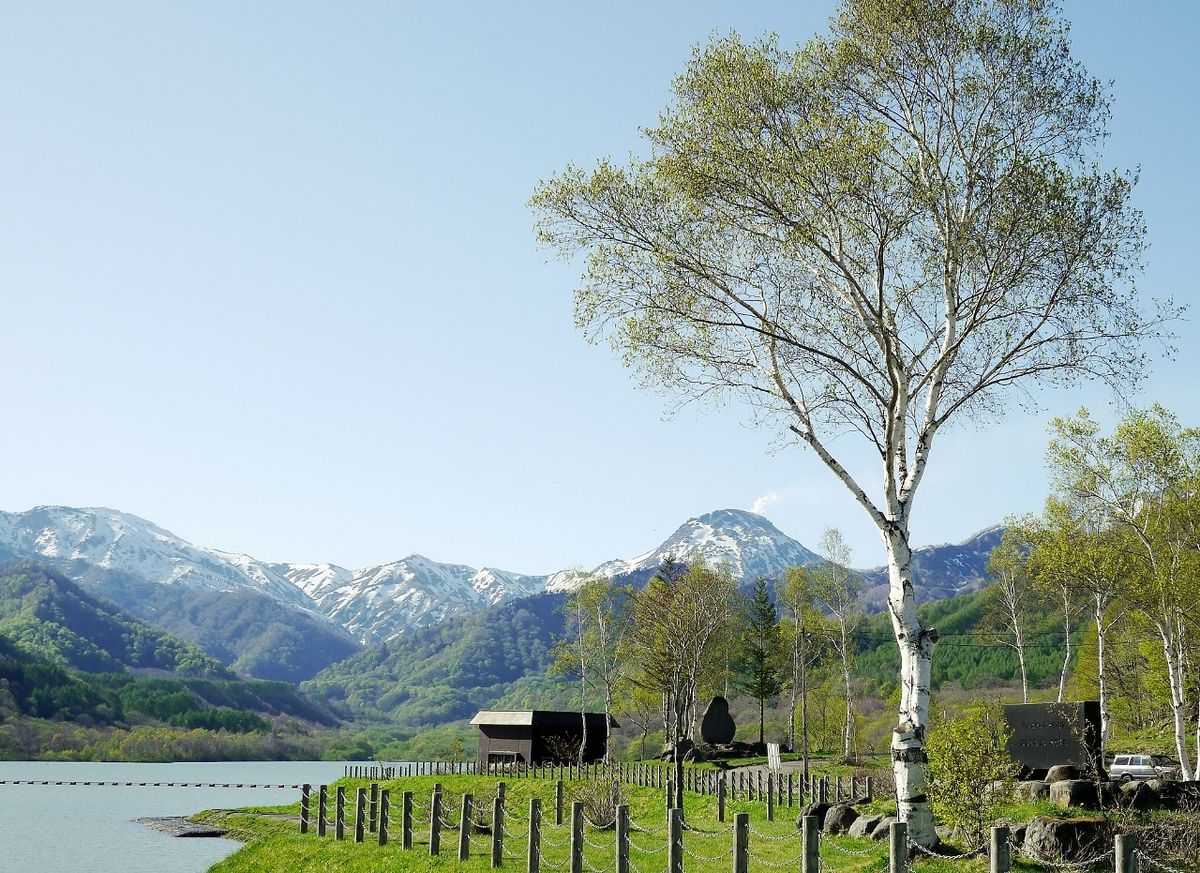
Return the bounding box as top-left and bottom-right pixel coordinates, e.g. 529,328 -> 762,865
194,773 -> 1046,873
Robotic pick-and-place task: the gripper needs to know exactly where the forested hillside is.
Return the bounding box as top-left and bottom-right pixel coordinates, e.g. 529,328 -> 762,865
75,568 -> 362,682
0,562 -> 229,676
851,586 -> 1076,696
303,592 -> 567,729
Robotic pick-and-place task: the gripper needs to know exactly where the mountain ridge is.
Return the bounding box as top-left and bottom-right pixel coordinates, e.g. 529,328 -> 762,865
0,504 -> 1000,657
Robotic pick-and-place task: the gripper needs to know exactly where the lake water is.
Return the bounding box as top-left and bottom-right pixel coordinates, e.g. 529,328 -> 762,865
0,760 -> 354,873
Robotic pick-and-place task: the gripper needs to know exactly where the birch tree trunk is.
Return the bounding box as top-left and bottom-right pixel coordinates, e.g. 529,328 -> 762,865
1093,599 -> 1109,757
1160,622 -> 1194,780
801,634 -> 810,784
1015,626 -> 1029,704
1058,589 -> 1072,704
1195,696 -> 1199,778
788,646 -> 799,751
884,527 -> 937,846
841,632 -> 854,761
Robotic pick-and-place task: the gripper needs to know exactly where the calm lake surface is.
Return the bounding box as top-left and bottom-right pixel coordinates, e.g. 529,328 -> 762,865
0,760 -> 354,873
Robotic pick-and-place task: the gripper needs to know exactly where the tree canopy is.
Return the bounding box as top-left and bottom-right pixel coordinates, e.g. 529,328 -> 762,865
532,0 -> 1173,843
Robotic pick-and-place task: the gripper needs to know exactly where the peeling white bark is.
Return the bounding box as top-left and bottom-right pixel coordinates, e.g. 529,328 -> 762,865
1161,626 -> 1194,781
884,527 -> 937,848
1093,599 -> 1109,757
1057,589 -> 1071,704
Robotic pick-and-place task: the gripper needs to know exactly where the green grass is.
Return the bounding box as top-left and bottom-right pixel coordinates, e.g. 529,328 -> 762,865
193,773 -> 1049,873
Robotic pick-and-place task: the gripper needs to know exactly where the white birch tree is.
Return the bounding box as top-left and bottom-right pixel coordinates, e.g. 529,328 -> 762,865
984,526 -> 1037,703
813,527 -> 862,760
1047,407 -> 1200,778
532,0 -> 1170,844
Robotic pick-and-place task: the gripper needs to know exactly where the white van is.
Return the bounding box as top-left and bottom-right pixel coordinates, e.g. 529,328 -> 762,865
1110,754 -> 1179,781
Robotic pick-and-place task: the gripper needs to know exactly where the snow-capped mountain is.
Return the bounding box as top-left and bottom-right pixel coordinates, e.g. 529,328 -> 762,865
0,506 -> 316,611
0,505 -> 1002,655
283,555 -> 550,644
859,525 -> 1004,607
595,508 -> 823,583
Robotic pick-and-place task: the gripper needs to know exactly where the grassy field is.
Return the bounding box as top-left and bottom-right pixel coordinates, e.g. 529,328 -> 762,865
195,772 -> 1052,873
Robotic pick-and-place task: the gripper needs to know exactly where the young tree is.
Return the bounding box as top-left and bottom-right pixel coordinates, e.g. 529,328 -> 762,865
1025,497 -> 1133,754
734,578 -> 785,745
555,575 -> 631,764
624,559 -> 738,807
927,703 -> 1019,845
553,587 -> 592,765
983,527 -> 1037,703
532,1 -> 1168,843
778,565 -> 826,780
615,678 -> 661,761
813,527 -> 862,760
1047,406 -> 1200,777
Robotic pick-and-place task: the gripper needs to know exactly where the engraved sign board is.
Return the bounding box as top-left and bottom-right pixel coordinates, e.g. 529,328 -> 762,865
1002,701 -> 1103,774
767,742 -> 781,773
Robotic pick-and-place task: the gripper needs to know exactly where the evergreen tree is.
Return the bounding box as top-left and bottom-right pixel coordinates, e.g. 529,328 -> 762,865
734,578 -> 785,745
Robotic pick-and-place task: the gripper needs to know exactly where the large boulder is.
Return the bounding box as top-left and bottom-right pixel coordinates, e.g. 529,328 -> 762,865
1049,779 -> 1100,809
1119,780 -> 1157,812
823,804 -> 859,835
1023,816 -> 1112,863
848,814 -> 883,839
1015,780 -> 1050,801
699,697 -> 736,745
870,816 -> 897,840
1046,765 -> 1082,783
798,803 -> 830,828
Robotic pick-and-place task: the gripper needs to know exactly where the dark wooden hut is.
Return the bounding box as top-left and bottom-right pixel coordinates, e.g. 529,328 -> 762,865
470,710 -> 617,764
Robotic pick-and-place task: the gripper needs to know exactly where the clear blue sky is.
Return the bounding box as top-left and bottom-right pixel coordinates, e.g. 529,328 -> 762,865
1,1 -> 1196,574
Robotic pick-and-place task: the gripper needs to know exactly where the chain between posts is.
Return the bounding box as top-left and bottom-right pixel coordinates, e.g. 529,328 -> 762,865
628,837 -> 669,855
748,826 -> 802,842
1136,850 -> 1191,873
1013,844 -> 1115,869
907,838 -> 988,859
748,849 -> 810,868
681,842 -> 733,863
821,839 -> 878,858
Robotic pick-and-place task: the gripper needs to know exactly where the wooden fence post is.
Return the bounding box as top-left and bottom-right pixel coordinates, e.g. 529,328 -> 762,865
718,773 -> 727,822
990,825 -> 1010,873
733,813 -> 749,873
555,780 -> 564,825
370,782 -> 378,833
355,788 -> 366,843
1115,834 -> 1137,873
889,821 -> 908,873
318,785 -> 328,837
336,786 -> 345,841
379,789 -> 390,845
865,776 -> 873,802
492,794 -> 504,868
787,774 -> 794,808
616,804 -> 630,873
459,793 -> 474,861
666,777 -> 674,811
300,784 -> 310,834
499,781 -> 507,809
570,801 -> 584,873
802,815 -> 819,873
430,789 -> 442,855
402,790 -> 413,849
667,807 -> 683,873
528,797 -> 542,873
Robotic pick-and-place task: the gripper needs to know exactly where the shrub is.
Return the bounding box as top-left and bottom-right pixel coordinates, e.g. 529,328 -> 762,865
927,702 -> 1019,844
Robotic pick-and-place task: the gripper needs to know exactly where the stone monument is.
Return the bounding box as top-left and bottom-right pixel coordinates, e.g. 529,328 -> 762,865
700,695 -> 736,745
1003,701 -> 1103,776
